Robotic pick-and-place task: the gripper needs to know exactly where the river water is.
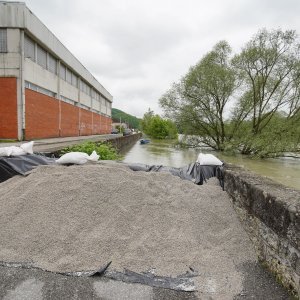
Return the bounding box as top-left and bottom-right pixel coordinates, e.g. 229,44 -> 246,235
122,139 -> 300,190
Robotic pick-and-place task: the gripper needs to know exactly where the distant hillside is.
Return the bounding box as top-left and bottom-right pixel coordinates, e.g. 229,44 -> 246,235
112,108 -> 141,129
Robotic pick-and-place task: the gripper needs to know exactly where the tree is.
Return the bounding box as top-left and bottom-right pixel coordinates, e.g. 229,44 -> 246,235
232,29 -> 300,154
140,108 -> 154,136
160,41 -> 237,150
160,29 -> 300,157
140,109 -> 178,139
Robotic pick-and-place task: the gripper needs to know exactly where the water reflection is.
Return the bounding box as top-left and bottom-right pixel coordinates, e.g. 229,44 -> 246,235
122,139 -> 300,190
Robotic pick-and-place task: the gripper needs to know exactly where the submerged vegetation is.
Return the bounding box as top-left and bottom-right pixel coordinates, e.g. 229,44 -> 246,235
159,29 -> 300,158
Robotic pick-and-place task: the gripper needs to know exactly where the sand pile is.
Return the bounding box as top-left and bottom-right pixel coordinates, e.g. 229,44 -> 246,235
0,162 -> 257,298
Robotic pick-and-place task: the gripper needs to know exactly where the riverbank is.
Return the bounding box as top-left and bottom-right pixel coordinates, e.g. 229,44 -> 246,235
122,139 -> 300,190
0,133 -> 142,154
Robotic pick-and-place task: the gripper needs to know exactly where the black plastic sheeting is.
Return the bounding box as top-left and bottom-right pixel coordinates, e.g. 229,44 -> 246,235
105,268 -> 197,291
0,154 -> 56,183
0,260 -> 196,291
128,162 -> 224,189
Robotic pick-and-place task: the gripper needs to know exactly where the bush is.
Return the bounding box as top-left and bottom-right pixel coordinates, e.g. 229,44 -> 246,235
59,141 -> 120,160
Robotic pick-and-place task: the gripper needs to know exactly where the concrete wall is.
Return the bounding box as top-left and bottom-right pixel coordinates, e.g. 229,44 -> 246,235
224,164 -> 300,298
107,133 -> 142,152
0,2 -> 112,102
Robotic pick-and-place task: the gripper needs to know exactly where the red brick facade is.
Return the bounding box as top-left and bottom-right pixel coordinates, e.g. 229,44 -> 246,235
0,83 -> 111,140
25,89 -> 60,139
60,101 -> 79,137
0,77 -> 18,139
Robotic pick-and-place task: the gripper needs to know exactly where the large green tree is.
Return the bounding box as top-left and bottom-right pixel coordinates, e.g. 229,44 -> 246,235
160,29 -> 300,156
160,41 -> 237,150
232,29 -> 300,154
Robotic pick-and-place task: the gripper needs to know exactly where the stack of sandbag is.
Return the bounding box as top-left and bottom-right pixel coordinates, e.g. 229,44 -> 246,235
0,141 -> 34,157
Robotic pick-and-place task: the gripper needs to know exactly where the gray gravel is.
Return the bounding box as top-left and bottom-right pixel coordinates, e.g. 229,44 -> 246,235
0,162 -> 264,299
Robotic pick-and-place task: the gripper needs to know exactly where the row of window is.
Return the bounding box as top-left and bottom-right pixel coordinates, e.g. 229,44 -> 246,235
24,34 -> 109,104
0,29 -> 7,53
25,81 -> 56,97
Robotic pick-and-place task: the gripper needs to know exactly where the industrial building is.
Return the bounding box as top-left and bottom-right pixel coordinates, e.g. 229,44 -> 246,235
0,1 -> 113,140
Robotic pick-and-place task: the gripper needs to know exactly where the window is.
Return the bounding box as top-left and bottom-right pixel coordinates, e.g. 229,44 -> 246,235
60,95 -> 76,105
36,45 -> 47,69
48,53 -> 57,74
24,35 -> 35,60
66,68 -> 72,84
0,29 -> 7,52
86,85 -> 91,96
71,73 -> 77,87
59,64 -> 66,80
79,103 -> 90,110
25,81 -> 56,97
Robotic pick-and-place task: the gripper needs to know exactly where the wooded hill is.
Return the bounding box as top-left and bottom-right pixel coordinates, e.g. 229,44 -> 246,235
112,108 -> 141,129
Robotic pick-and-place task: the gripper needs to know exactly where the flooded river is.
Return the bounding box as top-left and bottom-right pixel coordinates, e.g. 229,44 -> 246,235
122,139 -> 300,190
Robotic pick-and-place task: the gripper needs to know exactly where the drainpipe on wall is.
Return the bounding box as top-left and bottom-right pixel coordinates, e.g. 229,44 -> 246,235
57,60 -> 61,137
78,78 -> 81,136
19,30 -> 25,141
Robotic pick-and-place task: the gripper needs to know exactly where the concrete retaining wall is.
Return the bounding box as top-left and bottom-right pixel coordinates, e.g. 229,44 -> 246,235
224,164 -> 300,297
106,133 -> 142,152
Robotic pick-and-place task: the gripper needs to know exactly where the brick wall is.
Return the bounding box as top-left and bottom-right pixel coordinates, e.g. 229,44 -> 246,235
25,89 -> 60,139
0,77 -> 18,139
1,87 -> 112,140
60,101 -> 79,137
79,108 -> 93,136
93,112 -> 101,135
101,115 -> 112,134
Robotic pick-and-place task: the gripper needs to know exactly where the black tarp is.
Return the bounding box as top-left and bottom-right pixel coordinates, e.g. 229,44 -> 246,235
0,154 -> 56,183
128,162 -> 224,189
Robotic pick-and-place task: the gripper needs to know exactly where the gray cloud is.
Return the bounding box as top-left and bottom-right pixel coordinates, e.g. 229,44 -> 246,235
10,0 -> 300,118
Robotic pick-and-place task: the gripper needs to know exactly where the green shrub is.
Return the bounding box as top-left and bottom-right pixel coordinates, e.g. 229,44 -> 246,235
59,141 -> 120,160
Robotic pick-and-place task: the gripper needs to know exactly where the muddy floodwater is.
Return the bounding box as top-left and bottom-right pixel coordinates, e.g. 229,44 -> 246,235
122,139 -> 300,190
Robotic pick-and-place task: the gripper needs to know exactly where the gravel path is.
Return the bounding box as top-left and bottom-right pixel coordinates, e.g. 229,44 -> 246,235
0,162 -> 258,299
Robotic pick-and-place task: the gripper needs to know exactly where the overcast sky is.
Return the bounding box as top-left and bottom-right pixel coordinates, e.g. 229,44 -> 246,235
11,0 -> 300,117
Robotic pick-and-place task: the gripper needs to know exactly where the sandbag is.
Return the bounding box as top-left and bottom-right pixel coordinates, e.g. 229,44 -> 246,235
0,141 -> 34,157
197,153 -> 223,166
56,151 -> 100,165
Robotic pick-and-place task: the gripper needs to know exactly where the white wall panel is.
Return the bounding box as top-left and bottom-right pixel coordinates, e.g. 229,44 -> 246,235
60,80 -> 79,102
24,59 -> 57,93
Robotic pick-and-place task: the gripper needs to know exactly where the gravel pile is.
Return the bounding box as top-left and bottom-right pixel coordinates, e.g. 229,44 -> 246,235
0,162 -> 257,298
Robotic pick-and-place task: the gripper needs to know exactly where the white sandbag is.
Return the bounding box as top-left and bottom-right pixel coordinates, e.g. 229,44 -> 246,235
0,147 -> 13,157
20,141 -> 34,154
88,150 -> 100,162
0,141 -> 34,157
56,151 -> 99,165
10,146 -> 27,156
197,153 -> 223,166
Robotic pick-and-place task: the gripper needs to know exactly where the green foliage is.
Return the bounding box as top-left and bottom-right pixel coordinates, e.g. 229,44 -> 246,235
160,41 -> 237,150
160,29 -> 300,157
141,109 -> 178,139
112,108 -> 141,129
0,139 -> 17,143
60,141 -> 120,160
